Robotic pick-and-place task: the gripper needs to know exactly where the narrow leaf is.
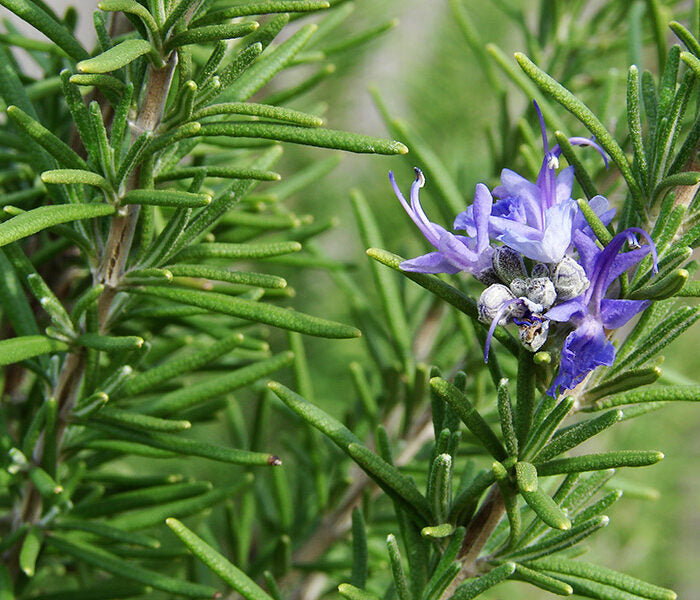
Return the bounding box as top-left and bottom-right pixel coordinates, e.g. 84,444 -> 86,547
166,518 -> 274,600
129,285 -> 361,339
0,203 -> 115,248
0,335 -> 68,367
77,39 -> 154,73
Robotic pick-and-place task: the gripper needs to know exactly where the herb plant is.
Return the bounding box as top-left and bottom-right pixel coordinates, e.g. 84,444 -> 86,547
0,1 -> 698,600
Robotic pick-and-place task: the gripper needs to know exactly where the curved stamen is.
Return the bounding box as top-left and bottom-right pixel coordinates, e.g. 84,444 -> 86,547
534,100 -> 549,155
484,298 -> 521,362
551,136 -> 609,169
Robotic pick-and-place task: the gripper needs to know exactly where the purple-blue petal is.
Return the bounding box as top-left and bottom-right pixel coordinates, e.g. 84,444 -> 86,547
400,252 -> 461,274
599,298 -> 649,329
547,316 -> 615,396
545,299 -> 587,322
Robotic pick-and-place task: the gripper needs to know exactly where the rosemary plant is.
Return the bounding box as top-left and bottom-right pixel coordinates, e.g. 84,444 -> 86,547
0,1 -> 698,600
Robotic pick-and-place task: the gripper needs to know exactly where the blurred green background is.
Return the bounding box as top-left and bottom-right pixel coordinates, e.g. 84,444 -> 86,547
3,1 -> 697,597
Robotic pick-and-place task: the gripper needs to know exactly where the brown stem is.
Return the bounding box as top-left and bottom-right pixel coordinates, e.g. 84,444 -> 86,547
440,485 -> 506,599
8,54 -> 178,581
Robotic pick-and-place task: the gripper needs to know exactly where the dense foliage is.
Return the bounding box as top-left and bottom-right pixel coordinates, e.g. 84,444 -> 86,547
0,1 -> 698,600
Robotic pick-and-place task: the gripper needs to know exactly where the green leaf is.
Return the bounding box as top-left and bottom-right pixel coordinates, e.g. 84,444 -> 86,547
138,351 -> 294,415
69,73 -> 126,95
350,507 -> 368,589
528,556 -> 676,600
199,121 -> 407,155
72,481 -> 212,518
0,0 -> 88,60
555,132 -> 600,201
41,169 -> 111,191
174,241 -> 301,260
452,563 -> 516,600
536,410 -> 623,462
576,198 -> 612,244
193,102 -> 323,127
156,165 -> 282,182
7,105 -> 87,169
92,422 -> 282,466
536,450 -> 664,476
167,264 -> 286,289
514,53 -> 644,211
162,0 -> 202,34
371,87 -> 464,217
51,518 -> 159,548
221,23 -> 317,102
427,453 -> 453,524
430,377 -> 507,461
516,462 -> 571,531
268,382 -> 431,523
347,443 -> 432,524
670,20 -> 700,58
46,536 -> 219,597
0,335 -> 68,367
19,526 -> 42,577
76,333 -> 144,352
519,397 -> 575,461
92,407 -> 191,432
166,518 -> 274,600
119,333 -> 251,396
166,22 -> 259,51
590,384 -> 700,410
77,39 -> 154,73
511,563 -> 573,596
129,285 -> 361,339
337,584 -> 381,600
193,0 -> 329,26
583,367 -> 662,403
351,189 -> 412,365
98,0 -> 159,36
122,189 -> 211,208
508,516 -> 609,561
0,203 -> 115,248
106,479 -> 251,531
386,534 -> 411,600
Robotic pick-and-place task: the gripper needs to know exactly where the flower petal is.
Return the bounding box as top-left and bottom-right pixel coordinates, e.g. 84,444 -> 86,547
400,252 -> 461,274
548,316 -> 615,395
599,298 -> 649,329
545,299 -> 586,322
555,166 -> 574,205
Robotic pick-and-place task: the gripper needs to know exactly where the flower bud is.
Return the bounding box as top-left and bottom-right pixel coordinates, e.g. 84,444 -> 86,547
509,277 -> 528,297
526,277 -> 557,309
478,284 -> 515,324
552,256 -> 589,301
531,263 -> 550,279
492,246 -> 527,284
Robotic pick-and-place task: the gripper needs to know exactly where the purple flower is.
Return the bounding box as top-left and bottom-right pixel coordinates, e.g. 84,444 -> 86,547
455,102 -> 611,263
545,228 -> 658,395
391,168 -> 494,279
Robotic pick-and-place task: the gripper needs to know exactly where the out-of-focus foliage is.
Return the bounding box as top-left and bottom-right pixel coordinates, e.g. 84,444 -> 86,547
0,1 -> 698,599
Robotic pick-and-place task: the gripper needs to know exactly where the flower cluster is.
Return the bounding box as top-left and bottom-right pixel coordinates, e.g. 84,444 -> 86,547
392,103 -> 657,396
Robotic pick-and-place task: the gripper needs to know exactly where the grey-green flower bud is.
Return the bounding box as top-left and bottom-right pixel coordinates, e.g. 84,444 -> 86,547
478,284 -> 516,324
509,277 -> 528,297
552,256 -> 590,301
527,277 -> 557,309
492,246 -> 527,284
531,262 -> 550,279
